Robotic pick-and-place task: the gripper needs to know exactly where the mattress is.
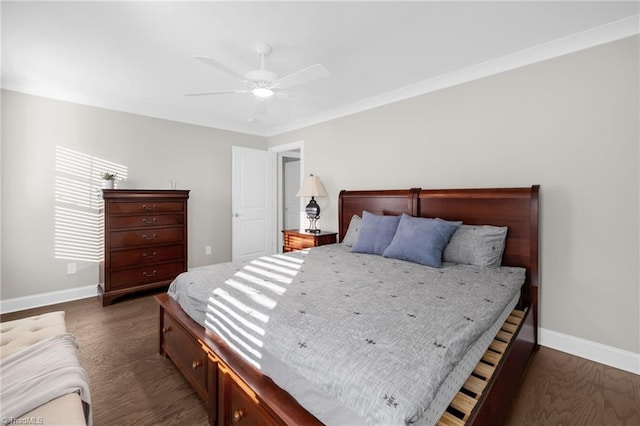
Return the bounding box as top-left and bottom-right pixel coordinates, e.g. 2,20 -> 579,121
168,244 -> 525,425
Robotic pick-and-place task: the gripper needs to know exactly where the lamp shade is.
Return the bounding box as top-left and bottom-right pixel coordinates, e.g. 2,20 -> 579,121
296,174 -> 327,198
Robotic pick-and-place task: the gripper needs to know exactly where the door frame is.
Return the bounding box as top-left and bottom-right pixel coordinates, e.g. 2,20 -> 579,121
282,153 -> 301,230
269,141 -> 305,252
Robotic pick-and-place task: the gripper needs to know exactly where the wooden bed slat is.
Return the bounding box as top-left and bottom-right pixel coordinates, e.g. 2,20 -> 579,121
506,314 -> 521,324
501,322 -> 518,334
481,350 -> 501,366
489,340 -> 508,353
451,392 -> 478,416
496,330 -> 513,343
473,362 -> 495,379
462,375 -> 487,395
439,412 -> 466,426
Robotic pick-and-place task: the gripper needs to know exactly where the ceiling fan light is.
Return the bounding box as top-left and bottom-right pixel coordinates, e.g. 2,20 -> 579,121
252,87 -> 274,98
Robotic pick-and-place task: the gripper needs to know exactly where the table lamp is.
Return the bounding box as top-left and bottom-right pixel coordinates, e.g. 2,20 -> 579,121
296,174 -> 327,233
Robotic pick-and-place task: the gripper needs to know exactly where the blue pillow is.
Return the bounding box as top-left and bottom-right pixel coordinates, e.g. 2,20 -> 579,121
351,211 -> 401,255
383,214 -> 462,267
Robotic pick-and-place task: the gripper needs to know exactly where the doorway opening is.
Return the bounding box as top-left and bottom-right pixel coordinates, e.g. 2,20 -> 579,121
270,141 -> 304,252
282,153 -> 301,230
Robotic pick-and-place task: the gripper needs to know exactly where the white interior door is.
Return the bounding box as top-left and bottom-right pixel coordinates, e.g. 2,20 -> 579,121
284,159 -> 301,230
232,146 -> 274,261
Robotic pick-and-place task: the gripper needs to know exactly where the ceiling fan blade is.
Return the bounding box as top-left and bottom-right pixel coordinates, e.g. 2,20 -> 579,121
272,89 -> 290,99
185,89 -> 250,97
194,56 -> 245,80
273,64 -> 329,89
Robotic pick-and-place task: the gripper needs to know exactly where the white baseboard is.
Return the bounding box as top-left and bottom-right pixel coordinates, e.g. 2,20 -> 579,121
540,328 -> 640,375
0,284 -> 98,314
0,272 -> 199,314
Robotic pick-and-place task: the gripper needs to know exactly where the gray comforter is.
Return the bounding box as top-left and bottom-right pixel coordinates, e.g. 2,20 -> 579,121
168,244 -> 524,425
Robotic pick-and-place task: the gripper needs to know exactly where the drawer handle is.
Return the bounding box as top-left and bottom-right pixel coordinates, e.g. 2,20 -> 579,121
191,360 -> 202,370
162,326 -> 171,334
142,251 -> 157,259
142,217 -> 157,224
142,233 -> 157,240
233,410 -> 244,423
143,270 -> 157,277
142,204 -> 157,211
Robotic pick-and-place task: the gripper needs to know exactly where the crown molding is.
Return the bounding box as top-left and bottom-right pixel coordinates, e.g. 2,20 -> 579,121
265,14 -> 640,138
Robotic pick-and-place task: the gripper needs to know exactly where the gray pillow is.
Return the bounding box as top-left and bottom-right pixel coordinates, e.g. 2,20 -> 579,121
341,215 -> 361,247
443,224 -> 508,267
351,211 -> 401,255
383,214 -> 461,267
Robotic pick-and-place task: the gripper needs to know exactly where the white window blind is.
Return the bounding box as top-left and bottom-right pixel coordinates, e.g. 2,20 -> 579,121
54,146 -> 128,262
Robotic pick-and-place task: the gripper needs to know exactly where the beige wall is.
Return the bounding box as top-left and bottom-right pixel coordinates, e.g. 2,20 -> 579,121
269,36 -> 640,353
1,90 -> 266,299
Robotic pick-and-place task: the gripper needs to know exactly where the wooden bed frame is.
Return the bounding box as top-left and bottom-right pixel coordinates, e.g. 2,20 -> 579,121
156,185 -> 540,425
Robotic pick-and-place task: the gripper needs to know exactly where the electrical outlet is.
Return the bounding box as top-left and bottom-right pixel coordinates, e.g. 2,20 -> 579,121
67,263 -> 77,275
205,246 -> 212,255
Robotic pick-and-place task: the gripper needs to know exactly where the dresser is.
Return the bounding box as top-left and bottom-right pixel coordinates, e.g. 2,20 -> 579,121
100,190 -> 189,306
282,229 -> 337,252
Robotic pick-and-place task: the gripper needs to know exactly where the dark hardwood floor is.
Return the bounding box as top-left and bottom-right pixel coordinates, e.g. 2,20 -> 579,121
506,340 -> 640,425
2,293 -> 638,425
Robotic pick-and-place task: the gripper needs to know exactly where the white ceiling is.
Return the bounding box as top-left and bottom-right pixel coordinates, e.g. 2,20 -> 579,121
2,1 -> 639,137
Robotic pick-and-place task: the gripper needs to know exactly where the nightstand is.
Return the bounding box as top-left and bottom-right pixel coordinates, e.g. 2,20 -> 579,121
282,229 -> 337,252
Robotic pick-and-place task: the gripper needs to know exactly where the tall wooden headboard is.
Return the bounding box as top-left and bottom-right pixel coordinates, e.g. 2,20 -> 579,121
338,186 -> 540,334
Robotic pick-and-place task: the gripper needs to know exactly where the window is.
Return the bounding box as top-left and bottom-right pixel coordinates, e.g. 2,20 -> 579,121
54,146 -> 128,262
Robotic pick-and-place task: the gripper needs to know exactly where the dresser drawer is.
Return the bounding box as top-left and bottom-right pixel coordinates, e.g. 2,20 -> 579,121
110,201 -> 184,214
110,214 -> 185,229
283,234 -> 311,250
110,261 -> 185,289
110,227 -> 184,248
162,312 -> 208,402
109,244 -> 184,268
222,375 -> 278,426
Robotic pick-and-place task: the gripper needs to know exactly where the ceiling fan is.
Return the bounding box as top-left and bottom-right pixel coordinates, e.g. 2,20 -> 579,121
187,43 -> 329,102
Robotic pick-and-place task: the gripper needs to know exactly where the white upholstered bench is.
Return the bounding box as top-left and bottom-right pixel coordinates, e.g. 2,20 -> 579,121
0,311 -> 89,425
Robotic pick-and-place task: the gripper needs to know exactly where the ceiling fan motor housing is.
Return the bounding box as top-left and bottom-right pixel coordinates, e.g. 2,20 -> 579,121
245,69 -> 278,87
